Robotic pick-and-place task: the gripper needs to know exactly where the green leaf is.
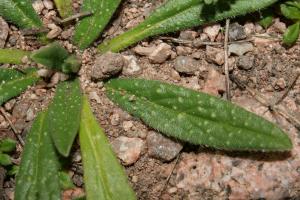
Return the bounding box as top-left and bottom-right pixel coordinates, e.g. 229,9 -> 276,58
73,0 -> 122,49
47,78 -> 82,157
105,79 -> 292,152
15,111 -> 61,200
281,1 -> 300,21
79,96 -> 136,200
59,171 -> 75,190
0,68 -> 40,106
0,153 -> 12,166
259,9 -> 274,29
30,42 -> 81,74
0,138 -> 16,153
98,0 -> 277,52
54,0 -> 73,18
8,165 -> 19,176
0,49 -> 31,64
0,0 -> 43,29
283,22 -> 300,46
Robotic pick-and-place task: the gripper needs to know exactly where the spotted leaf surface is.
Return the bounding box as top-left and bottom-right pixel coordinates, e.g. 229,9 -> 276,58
30,42 -> 81,74
15,111 -> 61,200
0,68 -> 40,105
98,0 -> 277,52
0,49 -> 31,64
47,78 -> 82,157
73,0 -> 122,50
79,96 -> 136,200
105,79 -> 292,152
0,0 -> 42,29
54,0 -> 73,18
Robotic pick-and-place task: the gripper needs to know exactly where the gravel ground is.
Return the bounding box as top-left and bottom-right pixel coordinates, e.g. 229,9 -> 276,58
0,0 -> 300,199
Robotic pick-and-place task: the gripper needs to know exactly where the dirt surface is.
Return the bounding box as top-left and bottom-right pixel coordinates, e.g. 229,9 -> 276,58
1,0 -> 300,199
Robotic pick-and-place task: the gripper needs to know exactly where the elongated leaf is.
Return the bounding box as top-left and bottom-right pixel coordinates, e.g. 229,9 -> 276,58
73,0 -> 122,50
79,96 -> 136,200
105,79 -> 292,152
54,0 -> 73,18
0,68 -> 40,105
98,0 -> 277,52
0,138 -> 16,153
15,111 -> 61,200
0,49 -> 31,64
47,78 -> 82,157
283,22 -> 300,46
259,8 -> 274,29
281,1 -> 300,20
0,153 -> 12,166
0,0 -> 42,29
30,42 -> 80,73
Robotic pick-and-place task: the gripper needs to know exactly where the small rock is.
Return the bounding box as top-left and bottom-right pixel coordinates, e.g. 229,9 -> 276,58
89,91 -> 101,104
228,42 -> 254,56
91,52 -> 125,80
244,22 -> 255,36
122,121 -> 134,132
206,46 -> 224,65
273,78 -> 286,90
61,29 -> 73,39
12,102 -> 30,119
149,43 -> 172,63
26,108 -> 35,121
0,17 -> 9,48
32,0 -> 45,14
203,68 -> 226,96
123,55 -> 142,75
37,69 -> 53,78
203,24 -> 221,41
111,136 -> 145,165
176,46 -> 192,56
174,56 -> 199,74
146,131 -> 183,162
228,22 -> 246,41
237,55 -> 255,70
4,99 -> 16,111
43,0 -> 54,10
110,113 -> 120,126
272,18 -> 286,33
133,45 -> 156,56
46,23 -> 62,39
179,30 -> 197,40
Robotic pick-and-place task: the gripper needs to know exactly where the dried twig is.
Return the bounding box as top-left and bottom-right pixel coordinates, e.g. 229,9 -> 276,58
53,11 -> 93,24
224,19 -> 231,101
21,27 -> 49,36
0,107 -> 25,147
160,152 -> 182,196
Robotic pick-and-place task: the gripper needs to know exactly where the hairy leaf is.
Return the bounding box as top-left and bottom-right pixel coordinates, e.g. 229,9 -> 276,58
0,138 -> 16,153
15,111 -> 61,200
30,42 -> 80,73
79,96 -> 136,200
73,0 -> 122,49
0,153 -> 12,166
281,1 -> 300,21
105,79 -> 292,152
98,0 -> 277,52
0,49 -> 31,64
0,68 -> 40,105
0,0 -> 42,29
283,22 -> 300,46
54,0 -> 73,18
47,78 -> 82,157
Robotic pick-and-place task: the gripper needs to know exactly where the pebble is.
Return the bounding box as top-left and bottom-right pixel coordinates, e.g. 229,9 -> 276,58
228,22 -> 247,41
0,17 -> 9,48
149,43 -> 172,64
111,136 -> 145,165
122,121 -> 134,132
146,131 -> 183,162
203,68 -> 226,96
271,18 -> 286,33
179,30 -> 197,40
123,55 -> 142,75
176,46 -> 193,56
273,78 -> 286,90
26,108 -> 35,121
32,0 -> 45,14
228,42 -> 254,56
206,46 -> 224,65
174,56 -> 199,75
89,91 -> 101,104
203,24 -> 221,41
43,0 -> 54,10
91,52 -> 125,80
237,55 -> 255,70
46,23 -> 62,39
133,45 -> 156,56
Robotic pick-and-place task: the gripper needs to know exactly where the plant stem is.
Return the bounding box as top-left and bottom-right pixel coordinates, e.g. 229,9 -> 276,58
0,49 -> 31,64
